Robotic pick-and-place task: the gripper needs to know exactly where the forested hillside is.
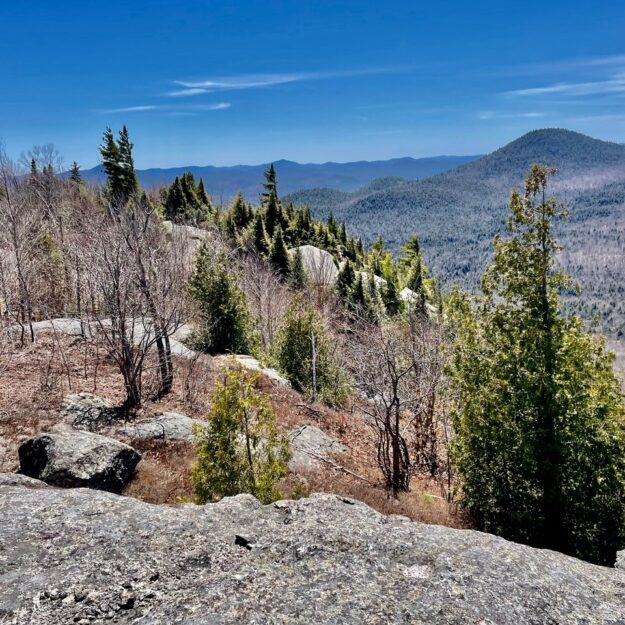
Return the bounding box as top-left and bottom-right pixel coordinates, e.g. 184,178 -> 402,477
289,129 -> 625,337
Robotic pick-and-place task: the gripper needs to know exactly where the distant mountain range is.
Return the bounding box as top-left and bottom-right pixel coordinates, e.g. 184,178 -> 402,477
77,155 -> 480,201
285,129 -> 625,337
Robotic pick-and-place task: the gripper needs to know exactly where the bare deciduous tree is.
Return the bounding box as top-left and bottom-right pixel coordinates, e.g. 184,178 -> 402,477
349,315 -> 451,498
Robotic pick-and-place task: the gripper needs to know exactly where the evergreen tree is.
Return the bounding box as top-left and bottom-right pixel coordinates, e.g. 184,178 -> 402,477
99,127 -> 123,200
252,212 -> 269,256
261,163 -> 277,200
448,165 -> 625,565
335,260 -> 355,300
264,190 -> 281,237
289,247 -> 307,289
382,273 -> 403,317
348,273 -> 368,313
229,192 -> 252,232
275,299 -> 349,406
117,125 -> 139,199
69,161 -> 82,185
269,225 -> 290,276
197,178 -> 212,208
193,366 -> 291,504
188,245 -> 253,354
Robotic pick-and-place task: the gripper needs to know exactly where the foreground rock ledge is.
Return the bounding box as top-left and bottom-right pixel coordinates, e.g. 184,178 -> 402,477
0,477 -> 623,624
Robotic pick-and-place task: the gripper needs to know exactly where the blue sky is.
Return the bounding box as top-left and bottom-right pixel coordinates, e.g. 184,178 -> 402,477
2,0 -> 625,168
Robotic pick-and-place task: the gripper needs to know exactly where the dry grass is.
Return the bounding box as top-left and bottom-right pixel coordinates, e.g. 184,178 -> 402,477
0,330 -> 468,531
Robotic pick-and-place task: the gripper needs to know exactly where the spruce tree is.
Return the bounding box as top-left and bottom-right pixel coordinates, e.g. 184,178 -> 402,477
197,178 -> 212,208
69,161 -> 82,185
117,125 -> 139,199
264,190 -> 281,237
448,165 -> 625,565
188,245 -> 253,354
382,274 -> 402,317
289,247 -> 307,289
335,260 -> 355,300
269,225 -> 290,276
99,127 -> 123,200
252,212 -> 269,256
261,163 -> 277,200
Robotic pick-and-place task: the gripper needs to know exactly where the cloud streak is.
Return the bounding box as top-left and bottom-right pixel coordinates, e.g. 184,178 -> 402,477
508,74 -> 625,97
169,66 -> 415,97
96,105 -> 160,113
477,111 -> 546,120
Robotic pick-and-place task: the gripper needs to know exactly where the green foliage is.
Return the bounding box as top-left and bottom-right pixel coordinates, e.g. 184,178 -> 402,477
268,225 -> 290,276
99,126 -> 139,204
274,299 -> 349,407
289,247 -> 307,288
165,172 -> 212,225
448,165 -> 625,565
335,259 -> 355,299
188,244 -> 253,354
192,366 -> 291,504
69,161 -> 82,185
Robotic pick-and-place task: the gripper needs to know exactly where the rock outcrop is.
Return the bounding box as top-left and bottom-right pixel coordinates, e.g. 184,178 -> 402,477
18,432 -> 141,493
289,424 -> 347,471
61,392 -> 117,431
0,479 -> 623,624
289,245 -> 338,285
119,412 -> 205,442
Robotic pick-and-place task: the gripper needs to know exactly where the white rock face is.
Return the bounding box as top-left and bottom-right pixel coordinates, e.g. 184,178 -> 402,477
289,245 -> 338,285
355,270 -> 387,289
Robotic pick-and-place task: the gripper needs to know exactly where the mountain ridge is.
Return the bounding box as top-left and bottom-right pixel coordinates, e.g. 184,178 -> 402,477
75,154 -> 481,200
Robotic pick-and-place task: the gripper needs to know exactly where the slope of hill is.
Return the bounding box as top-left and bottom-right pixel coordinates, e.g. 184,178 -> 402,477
291,129 -> 625,337
77,155 -> 480,201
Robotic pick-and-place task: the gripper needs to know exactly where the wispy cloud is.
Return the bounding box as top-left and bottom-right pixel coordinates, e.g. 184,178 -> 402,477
477,111 -> 546,120
169,66 -> 415,97
95,102 -> 231,115
96,105 -> 160,113
508,74 -> 625,98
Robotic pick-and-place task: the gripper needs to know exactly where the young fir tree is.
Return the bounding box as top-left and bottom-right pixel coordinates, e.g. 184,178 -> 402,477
289,247 -> 307,289
382,271 -> 403,317
348,273 -> 370,316
197,178 -> 212,208
193,366 -> 291,504
448,164 -> 625,565
69,161 -> 82,185
263,190 -> 281,238
275,299 -> 349,406
269,225 -> 290,276
188,245 -> 253,354
252,212 -> 269,256
335,259 -> 356,300
228,192 -> 252,234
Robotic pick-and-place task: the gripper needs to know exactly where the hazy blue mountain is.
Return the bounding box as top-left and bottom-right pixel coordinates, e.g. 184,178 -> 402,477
289,129 -> 625,337
77,155 -> 480,202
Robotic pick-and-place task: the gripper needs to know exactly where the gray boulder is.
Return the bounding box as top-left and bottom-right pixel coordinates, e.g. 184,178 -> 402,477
289,424 -> 347,471
119,412 -> 205,442
289,245 -> 338,285
0,483 -> 623,624
18,431 -> 141,493
233,354 -> 291,387
61,392 -> 118,431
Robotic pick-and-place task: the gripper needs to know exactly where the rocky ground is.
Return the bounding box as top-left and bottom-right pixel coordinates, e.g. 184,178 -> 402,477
1,474 -> 624,624
0,330 -> 460,524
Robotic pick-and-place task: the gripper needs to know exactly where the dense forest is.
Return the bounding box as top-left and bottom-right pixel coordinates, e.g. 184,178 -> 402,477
1,128 -> 625,567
